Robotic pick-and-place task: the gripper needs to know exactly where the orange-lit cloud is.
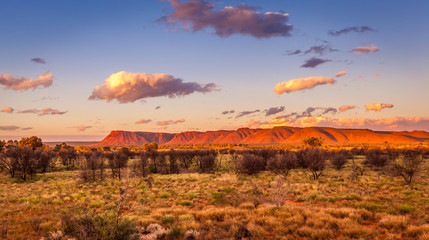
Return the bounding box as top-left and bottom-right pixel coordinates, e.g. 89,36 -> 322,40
365,103 -> 394,112
0,72 -> 54,90
274,76 -> 336,94
350,44 -> 380,54
74,125 -> 92,131
136,119 -> 152,124
335,71 -> 346,78
339,105 -> 356,112
159,0 -> 292,39
262,116 -> 429,131
157,118 -> 185,126
89,71 -> 218,103
1,107 -> 14,113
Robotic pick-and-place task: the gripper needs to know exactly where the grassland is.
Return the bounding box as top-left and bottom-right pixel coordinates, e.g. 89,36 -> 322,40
1,153 -> 429,240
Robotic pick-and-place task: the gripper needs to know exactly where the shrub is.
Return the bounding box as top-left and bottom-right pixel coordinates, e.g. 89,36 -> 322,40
161,215 -> 175,224
199,154 -> 216,173
130,152 -> 149,178
300,148 -> 327,180
267,151 -> 297,178
330,150 -> 348,170
365,149 -> 395,170
238,154 -> 265,175
389,149 -> 423,184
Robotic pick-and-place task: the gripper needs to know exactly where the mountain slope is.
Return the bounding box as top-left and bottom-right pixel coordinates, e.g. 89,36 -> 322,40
94,126 -> 429,147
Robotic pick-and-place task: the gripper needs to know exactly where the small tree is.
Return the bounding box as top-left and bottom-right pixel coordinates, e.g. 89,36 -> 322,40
131,152 -> 149,178
267,151 -> 297,179
18,136 -> 44,150
330,150 -> 349,170
199,154 -> 216,173
301,148 -> 327,180
238,154 -> 265,175
389,149 -> 423,184
365,149 -> 394,171
302,136 -> 324,148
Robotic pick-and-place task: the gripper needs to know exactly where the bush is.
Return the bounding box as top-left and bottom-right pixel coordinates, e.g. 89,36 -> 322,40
267,151 -> 297,178
299,148 -> 327,180
330,150 -> 349,170
199,155 -> 216,173
365,149 -> 393,170
238,154 -> 265,175
389,149 -> 423,184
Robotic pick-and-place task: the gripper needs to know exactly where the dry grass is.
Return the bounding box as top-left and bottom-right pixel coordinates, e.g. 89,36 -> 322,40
1,156 -> 429,239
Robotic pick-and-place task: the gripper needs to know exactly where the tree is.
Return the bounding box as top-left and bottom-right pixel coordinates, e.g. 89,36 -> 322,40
389,149 -> 423,184
143,142 -> 158,152
18,136 -> 44,150
302,136 -> 324,148
330,150 -> 349,170
59,147 -> 78,169
238,154 -> 265,175
298,148 -> 327,180
267,151 -> 297,179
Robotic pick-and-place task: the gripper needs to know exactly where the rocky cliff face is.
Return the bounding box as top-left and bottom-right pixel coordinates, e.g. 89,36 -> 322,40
94,126 -> 429,146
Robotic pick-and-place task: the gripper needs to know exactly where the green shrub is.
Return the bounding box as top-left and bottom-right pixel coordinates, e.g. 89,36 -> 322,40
161,214 -> 175,224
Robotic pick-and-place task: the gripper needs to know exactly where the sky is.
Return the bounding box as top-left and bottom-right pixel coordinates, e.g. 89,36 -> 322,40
1,0 -> 429,141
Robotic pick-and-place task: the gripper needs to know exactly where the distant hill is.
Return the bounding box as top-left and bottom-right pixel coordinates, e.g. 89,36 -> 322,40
44,141 -> 99,147
93,126 -> 429,147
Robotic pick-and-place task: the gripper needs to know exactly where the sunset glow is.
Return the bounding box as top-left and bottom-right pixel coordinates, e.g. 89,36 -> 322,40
0,0 -> 428,141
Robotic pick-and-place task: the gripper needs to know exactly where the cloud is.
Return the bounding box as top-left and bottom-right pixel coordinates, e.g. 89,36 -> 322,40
303,45 -> 338,55
222,110 -> 235,115
21,127 -> 33,130
159,0 -> 293,39
365,103 -> 394,112
0,71 -> 54,90
38,108 -> 68,116
374,74 -> 382,77
245,119 -> 265,128
264,106 -> 285,116
329,26 -> 374,36
263,116 -> 429,131
335,71 -> 346,78
157,118 -> 185,126
285,45 -> 338,57
136,119 -> 152,124
284,50 -> 301,56
350,44 -> 380,54
339,105 -> 356,112
1,107 -> 14,113
74,125 -> 92,132
236,110 -> 260,118
274,76 -> 336,94
17,108 -> 68,116
89,71 -> 219,103
31,58 -> 46,64
0,126 -> 21,131
155,106 -> 161,110
17,109 -> 40,114
301,57 -> 331,68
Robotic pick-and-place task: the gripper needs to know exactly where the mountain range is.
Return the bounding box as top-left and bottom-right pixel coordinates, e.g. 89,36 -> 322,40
94,126 -> 429,146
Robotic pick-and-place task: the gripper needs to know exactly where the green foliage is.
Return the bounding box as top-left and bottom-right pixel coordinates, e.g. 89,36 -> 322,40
161,214 -> 175,224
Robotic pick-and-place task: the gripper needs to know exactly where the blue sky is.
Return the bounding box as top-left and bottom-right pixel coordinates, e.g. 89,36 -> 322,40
1,0 -> 428,141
